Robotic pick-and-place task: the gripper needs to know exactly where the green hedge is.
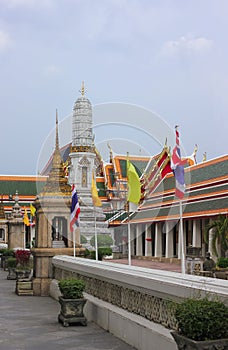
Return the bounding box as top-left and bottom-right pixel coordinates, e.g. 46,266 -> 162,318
175,298 -> 228,341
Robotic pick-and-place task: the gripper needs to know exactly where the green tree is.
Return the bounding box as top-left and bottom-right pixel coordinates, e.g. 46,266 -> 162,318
90,234 -> 113,248
204,215 -> 228,257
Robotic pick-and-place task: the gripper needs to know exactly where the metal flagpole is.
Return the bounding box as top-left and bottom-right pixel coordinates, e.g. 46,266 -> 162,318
94,207 -> 98,261
73,228 -> 76,258
179,200 -> 186,274
128,217 -> 131,266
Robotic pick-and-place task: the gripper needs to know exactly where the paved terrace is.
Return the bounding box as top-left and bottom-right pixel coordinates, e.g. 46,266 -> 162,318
105,258 -> 182,272
0,267 -> 136,350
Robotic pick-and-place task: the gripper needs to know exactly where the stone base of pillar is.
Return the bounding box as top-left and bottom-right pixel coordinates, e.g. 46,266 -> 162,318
33,277 -> 52,296
32,247 -> 86,296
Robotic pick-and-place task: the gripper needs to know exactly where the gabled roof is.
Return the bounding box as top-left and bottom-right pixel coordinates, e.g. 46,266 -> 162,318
131,154 -> 228,223
0,175 -> 47,213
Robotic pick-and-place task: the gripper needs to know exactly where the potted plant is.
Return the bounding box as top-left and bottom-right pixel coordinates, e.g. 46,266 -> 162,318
2,249 -> 15,270
171,297 -> 228,350
58,278 -> 87,327
15,249 -> 32,280
213,257 -> 228,280
7,257 -> 17,280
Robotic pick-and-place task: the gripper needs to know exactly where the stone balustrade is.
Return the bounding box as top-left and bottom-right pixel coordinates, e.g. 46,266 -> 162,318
52,256 -> 228,350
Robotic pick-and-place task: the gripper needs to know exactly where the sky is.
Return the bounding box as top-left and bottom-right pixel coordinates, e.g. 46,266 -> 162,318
0,0 -> 228,175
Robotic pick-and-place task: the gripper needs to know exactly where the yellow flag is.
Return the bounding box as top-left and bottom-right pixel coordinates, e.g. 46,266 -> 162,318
23,207 -> 30,226
127,160 -> 141,204
30,203 -> 36,216
91,173 -> 102,207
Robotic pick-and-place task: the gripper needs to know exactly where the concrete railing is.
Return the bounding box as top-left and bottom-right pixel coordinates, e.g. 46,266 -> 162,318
52,256 -> 228,350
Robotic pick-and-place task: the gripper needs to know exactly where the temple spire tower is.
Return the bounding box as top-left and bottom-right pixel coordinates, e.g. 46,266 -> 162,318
68,83 -> 110,241
69,82 -> 96,206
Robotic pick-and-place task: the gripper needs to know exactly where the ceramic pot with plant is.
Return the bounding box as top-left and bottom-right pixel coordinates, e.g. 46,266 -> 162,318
7,257 -> 17,280
58,278 -> 87,327
171,297 -> 228,350
15,249 -> 31,280
2,249 -> 15,270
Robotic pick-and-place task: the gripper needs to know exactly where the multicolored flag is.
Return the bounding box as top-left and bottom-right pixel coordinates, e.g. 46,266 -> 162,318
91,172 -> 102,207
23,207 -> 30,226
70,185 -> 80,232
171,126 -> 186,199
127,159 -> 141,204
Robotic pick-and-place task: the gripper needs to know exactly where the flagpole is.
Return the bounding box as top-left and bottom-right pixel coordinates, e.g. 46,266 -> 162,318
179,200 -> 186,274
73,228 -> 76,258
94,207 -> 98,261
128,214 -> 131,266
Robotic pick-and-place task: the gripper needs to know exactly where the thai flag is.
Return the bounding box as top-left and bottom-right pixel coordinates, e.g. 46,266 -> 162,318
70,185 -> 80,232
171,126 -> 186,199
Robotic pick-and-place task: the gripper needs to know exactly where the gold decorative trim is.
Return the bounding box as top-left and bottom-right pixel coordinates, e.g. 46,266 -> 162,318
71,145 -> 95,153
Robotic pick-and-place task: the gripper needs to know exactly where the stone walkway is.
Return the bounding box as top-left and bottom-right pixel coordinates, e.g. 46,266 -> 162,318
105,258 -> 182,273
0,268 -> 136,350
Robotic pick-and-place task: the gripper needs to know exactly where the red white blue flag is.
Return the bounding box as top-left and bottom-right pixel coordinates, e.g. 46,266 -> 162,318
70,185 -> 80,232
171,126 -> 186,199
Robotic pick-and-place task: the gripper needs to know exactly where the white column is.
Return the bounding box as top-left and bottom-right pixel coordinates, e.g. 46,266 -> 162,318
192,220 -> 201,247
130,225 -> 135,257
145,224 -> 152,257
165,222 -> 174,258
155,223 -> 162,258
136,224 -> 142,256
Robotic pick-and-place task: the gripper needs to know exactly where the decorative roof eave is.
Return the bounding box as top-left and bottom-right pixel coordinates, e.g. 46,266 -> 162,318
141,188 -> 228,212
143,174 -> 228,206
129,197 -> 228,224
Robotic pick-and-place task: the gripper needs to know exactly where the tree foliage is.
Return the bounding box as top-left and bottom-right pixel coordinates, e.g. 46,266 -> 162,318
204,215 -> 228,257
90,234 -> 113,248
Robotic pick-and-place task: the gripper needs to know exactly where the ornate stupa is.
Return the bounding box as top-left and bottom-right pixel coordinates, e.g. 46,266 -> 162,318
40,110 -> 71,197
8,191 -> 24,248
68,82 -> 111,241
0,195 -> 8,247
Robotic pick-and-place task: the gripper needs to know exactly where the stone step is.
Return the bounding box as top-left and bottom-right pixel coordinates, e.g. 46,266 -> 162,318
52,240 -> 66,248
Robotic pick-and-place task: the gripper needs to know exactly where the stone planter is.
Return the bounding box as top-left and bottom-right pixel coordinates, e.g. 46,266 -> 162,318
58,296 -> 87,327
171,331 -> 228,350
213,269 -> 228,280
15,269 -> 31,280
7,267 -> 17,280
15,279 -> 33,296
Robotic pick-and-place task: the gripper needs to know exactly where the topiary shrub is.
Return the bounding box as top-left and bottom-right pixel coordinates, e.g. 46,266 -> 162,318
3,249 -> 15,257
58,278 -> 86,299
90,234 -> 113,248
90,247 -> 112,261
7,257 -> 17,268
80,235 -> 88,244
175,297 -> 228,341
217,257 -> 228,268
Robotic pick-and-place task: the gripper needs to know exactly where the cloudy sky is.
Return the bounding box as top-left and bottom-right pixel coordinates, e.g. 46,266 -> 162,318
0,0 -> 227,174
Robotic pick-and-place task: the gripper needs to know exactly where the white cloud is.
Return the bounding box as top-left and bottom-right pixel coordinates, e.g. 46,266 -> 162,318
44,64 -> 61,76
2,0 -> 53,8
162,36 -> 213,57
0,30 -> 12,52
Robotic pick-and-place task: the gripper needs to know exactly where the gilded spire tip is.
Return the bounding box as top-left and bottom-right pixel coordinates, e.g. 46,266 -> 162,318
79,81 -> 85,96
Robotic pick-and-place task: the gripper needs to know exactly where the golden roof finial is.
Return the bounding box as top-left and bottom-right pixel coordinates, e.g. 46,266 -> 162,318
203,152 -> 207,162
55,109 -> 59,151
193,144 -> 198,156
80,81 -> 85,96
